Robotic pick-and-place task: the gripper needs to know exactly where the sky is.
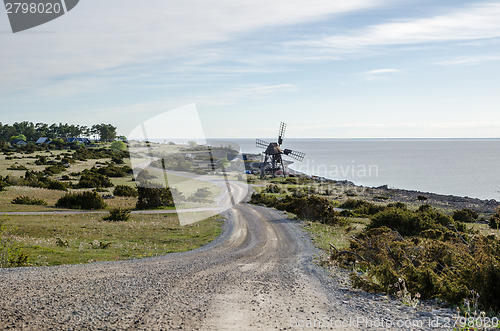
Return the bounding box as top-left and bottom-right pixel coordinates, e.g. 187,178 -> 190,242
1,0 -> 500,138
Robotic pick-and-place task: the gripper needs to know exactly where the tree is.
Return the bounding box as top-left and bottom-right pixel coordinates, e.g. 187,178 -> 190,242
188,140 -> 197,148
10,134 -> 26,142
92,124 -> 117,142
136,187 -> 175,209
110,141 -> 127,151
489,206 -> 500,229
417,195 -> 428,202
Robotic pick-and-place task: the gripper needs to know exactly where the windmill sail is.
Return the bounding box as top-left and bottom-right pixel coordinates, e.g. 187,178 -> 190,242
278,122 -> 286,145
283,149 -> 305,162
256,139 -> 270,148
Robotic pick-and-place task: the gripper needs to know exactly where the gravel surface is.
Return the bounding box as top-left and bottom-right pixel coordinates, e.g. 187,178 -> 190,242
0,201 -> 457,330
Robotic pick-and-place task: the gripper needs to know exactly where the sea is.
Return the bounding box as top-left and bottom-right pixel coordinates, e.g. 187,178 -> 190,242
229,138 -> 500,201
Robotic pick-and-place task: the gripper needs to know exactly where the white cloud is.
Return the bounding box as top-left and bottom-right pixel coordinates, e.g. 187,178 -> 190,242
434,55 -> 500,66
290,2 -> 500,50
361,68 -> 400,81
0,0 -> 384,95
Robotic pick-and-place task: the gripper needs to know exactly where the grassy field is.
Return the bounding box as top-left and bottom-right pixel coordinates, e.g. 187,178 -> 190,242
0,145 -> 228,267
1,213 -> 223,266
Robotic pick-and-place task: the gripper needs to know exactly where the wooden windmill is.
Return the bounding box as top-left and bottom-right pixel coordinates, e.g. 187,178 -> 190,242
256,122 -> 305,178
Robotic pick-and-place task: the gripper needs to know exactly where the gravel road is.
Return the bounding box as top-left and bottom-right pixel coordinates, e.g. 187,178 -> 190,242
0,200 -> 456,330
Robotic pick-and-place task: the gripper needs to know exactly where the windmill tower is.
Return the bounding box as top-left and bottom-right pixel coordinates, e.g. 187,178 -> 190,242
256,122 -> 305,178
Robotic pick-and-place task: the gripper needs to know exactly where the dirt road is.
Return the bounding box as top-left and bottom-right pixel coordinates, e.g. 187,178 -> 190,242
0,200 -> 454,330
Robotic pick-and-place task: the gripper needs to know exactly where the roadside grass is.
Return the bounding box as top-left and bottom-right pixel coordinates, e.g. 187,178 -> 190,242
303,218 -> 369,252
1,213 -> 223,266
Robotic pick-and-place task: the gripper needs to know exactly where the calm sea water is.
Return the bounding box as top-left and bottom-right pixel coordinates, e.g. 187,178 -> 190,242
231,138 -> 500,201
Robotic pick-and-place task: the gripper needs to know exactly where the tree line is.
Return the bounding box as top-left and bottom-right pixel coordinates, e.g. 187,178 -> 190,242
0,122 -> 117,143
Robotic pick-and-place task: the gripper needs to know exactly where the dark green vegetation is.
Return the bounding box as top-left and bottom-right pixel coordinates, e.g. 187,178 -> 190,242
103,208 -> 131,222
251,185 -> 500,313
11,195 -> 47,206
0,121 -> 117,143
113,185 -> 138,197
136,187 -> 175,210
55,191 -> 107,210
250,192 -> 342,226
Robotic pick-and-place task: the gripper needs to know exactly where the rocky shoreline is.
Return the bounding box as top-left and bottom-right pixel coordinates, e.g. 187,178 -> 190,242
302,174 -> 499,216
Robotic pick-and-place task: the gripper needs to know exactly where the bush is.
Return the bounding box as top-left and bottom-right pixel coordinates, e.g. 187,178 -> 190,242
339,199 -> 385,216
46,179 -> 68,191
490,207 -> 500,229
78,171 -> 113,188
11,196 -> 47,206
452,209 -> 479,223
55,191 -> 107,210
367,206 -> 465,237
250,192 -> 343,226
44,164 -> 66,176
96,165 -> 132,178
338,228 -> 500,312
103,208 -> 131,222
194,187 -> 212,198
136,187 -> 174,209
113,185 -> 138,197
0,220 -> 29,268
0,176 -> 10,191
6,165 -> 28,171
110,141 -> 127,151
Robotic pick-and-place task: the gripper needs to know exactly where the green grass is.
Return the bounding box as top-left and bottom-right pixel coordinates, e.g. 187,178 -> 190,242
1,213 -> 223,266
303,218 -> 369,252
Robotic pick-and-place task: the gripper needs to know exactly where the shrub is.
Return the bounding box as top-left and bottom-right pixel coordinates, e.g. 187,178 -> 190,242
11,196 -> 48,206
113,185 -> 138,197
96,165 -> 132,178
452,209 -> 479,223
55,191 -> 107,210
250,192 -> 343,226
103,208 -> 131,222
0,220 -> 29,268
7,165 -> 28,171
338,228 -> 500,312
78,171 -> 113,188
367,206 -> 464,237
0,176 -> 10,191
417,195 -> 428,202
194,187 -> 212,198
44,164 -> 66,176
110,141 -> 127,151
111,156 -> 124,164
46,179 -> 68,191
490,207 -> 500,229
339,199 -> 385,216
136,187 -> 174,209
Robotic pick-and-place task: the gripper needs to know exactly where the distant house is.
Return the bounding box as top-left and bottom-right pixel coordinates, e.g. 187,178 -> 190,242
35,137 -> 51,145
66,137 -> 91,145
11,139 -> 27,147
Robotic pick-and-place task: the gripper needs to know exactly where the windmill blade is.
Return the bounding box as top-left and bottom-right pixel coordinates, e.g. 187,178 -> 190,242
278,122 -> 286,145
256,139 -> 270,149
283,149 -> 305,162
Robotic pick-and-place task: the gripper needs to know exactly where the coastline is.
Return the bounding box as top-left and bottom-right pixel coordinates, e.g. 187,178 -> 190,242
292,170 -> 499,216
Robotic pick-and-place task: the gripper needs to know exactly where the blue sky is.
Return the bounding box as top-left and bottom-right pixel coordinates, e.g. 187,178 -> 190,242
1,0 -> 500,138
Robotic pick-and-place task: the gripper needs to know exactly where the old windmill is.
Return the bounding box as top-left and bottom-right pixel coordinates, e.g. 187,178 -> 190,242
256,122 -> 305,178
